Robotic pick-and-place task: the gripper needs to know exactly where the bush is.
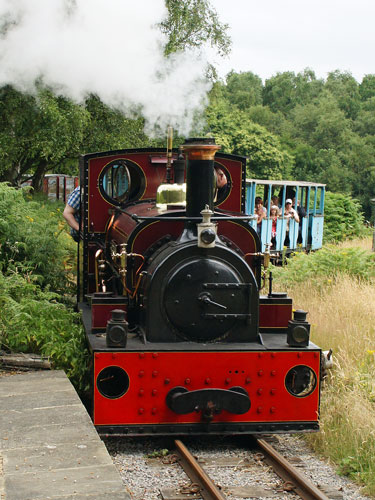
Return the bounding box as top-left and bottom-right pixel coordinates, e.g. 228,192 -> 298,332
0,270 -> 89,391
0,183 -> 88,391
0,183 -> 76,293
272,244 -> 375,287
324,191 -> 367,243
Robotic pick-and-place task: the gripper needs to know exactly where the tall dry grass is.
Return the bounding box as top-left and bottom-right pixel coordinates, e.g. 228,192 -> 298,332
284,238 -> 375,494
339,237 -> 373,252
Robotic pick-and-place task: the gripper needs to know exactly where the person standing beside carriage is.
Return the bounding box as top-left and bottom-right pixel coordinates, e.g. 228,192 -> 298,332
63,185 -> 81,242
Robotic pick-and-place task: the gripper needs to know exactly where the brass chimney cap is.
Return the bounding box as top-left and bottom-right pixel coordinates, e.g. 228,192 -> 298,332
182,137 -> 221,161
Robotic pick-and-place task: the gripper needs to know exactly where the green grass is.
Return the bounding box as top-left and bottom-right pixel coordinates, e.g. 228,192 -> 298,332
274,238 -> 375,495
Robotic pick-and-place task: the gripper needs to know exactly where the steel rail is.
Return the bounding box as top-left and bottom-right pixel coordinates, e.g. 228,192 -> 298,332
256,438 -> 330,500
174,439 -> 227,500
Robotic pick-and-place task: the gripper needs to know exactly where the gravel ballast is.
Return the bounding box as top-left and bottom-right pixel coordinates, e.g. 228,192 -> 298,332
105,434 -> 372,500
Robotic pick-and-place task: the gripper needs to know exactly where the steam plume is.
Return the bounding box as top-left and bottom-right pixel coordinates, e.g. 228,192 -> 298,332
0,0 -> 211,135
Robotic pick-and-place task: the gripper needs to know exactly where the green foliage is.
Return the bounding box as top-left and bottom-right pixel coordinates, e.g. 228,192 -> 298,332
0,85 -> 151,187
324,192 -> 366,243
290,142 -> 321,181
359,74 -> 375,101
0,85 -> 90,188
0,183 -> 88,390
0,270 -> 88,391
291,94 -> 351,150
338,456 -> 366,481
83,95 -> 148,153
146,449 -> 169,458
273,192 -> 369,286
325,70 -> 361,120
246,105 -> 290,137
206,92 -> 293,179
224,71 -> 263,110
263,69 -> 324,115
271,245 -> 375,287
0,183 -> 76,293
160,0 -> 231,57
354,97 -> 375,136
211,68 -> 375,218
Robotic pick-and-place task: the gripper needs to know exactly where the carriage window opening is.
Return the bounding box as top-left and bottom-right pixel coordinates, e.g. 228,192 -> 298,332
308,187 -> 318,214
316,187 -> 324,214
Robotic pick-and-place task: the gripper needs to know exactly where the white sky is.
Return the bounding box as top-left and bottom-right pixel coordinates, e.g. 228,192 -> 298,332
212,0 -> 375,83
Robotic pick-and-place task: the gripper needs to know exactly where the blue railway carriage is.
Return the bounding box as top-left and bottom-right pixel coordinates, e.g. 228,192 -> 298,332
246,179 -> 325,254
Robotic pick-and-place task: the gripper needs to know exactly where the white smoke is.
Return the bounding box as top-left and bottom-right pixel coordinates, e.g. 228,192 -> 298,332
0,0 -> 211,135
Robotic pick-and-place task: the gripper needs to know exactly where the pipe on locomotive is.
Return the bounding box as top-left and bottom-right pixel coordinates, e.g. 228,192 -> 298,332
166,126 -> 173,184
181,138 -> 220,237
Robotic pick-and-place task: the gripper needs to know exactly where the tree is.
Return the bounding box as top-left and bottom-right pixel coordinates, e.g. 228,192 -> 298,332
293,69 -> 324,106
262,69 -> 324,116
246,105 -> 290,137
263,72 -> 296,115
83,95 -> 148,153
224,71 -> 263,110
206,96 -> 293,179
353,97 -> 375,136
0,88 -> 149,188
339,133 -> 375,217
325,70 -> 361,120
316,148 -> 351,193
160,0 -> 231,57
359,74 -> 375,101
0,85 -> 89,189
290,142 -> 320,181
291,94 -> 351,150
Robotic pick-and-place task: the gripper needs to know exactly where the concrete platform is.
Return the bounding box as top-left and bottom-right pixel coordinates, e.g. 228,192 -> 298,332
0,370 -> 130,499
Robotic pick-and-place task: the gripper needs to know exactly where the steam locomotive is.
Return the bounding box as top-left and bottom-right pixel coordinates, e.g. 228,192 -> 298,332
78,136 -> 322,436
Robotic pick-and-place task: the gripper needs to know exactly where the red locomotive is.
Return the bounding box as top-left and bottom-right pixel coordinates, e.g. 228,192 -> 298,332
78,136 -> 321,436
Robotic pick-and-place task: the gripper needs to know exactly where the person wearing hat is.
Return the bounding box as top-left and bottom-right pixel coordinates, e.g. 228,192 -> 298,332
284,198 -> 300,223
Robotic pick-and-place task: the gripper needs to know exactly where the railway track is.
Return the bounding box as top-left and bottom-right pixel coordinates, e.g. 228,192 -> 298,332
106,434 -> 359,499
158,438 -> 331,500
255,438 -> 330,500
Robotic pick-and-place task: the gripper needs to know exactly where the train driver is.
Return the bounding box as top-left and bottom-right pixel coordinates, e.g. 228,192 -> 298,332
215,168 -> 229,201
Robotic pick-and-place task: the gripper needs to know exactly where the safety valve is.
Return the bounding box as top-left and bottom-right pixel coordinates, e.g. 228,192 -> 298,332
287,309 -> 311,347
106,309 -> 128,348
